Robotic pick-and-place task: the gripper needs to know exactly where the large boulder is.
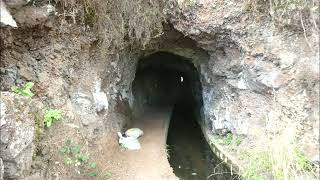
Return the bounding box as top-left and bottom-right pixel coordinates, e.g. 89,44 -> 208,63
0,92 -> 41,179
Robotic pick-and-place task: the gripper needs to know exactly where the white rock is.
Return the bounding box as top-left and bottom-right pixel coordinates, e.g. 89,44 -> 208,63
117,132 -> 141,150
0,0 -> 17,27
237,76 -> 248,89
0,100 -> 7,126
93,79 -> 108,112
125,128 -> 144,138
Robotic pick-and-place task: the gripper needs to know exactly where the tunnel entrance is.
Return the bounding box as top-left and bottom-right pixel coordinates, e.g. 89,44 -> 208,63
132,52 -> 202,112
132,52 -> 235,180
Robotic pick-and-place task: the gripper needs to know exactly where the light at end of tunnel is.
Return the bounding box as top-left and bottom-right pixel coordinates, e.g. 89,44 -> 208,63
180,76 -> 184,83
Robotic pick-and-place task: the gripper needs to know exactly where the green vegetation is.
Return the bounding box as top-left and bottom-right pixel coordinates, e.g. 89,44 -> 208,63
101,172 -> 112,179
88,171 -> 98,177
211,131 -> 316,179
60,139 -> 112,179
224,133 -> 233,145
11,82 -> 34,97
44,109 -> 63,128
90,162 -> 97,169
240,144 -> 316,180
294,148 -> 313,171
235,136 -> 242,146
212,132 -> 242,146
240,151 -> 272,180
61,139 -> 80,154
60,139 -> 90,171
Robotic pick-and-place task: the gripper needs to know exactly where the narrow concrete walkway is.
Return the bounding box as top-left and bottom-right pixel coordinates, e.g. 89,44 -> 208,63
126,107 -> 177,180
106,107 -> 178,180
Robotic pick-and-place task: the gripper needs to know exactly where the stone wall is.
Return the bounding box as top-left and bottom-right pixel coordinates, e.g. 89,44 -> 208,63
165,0 -> 319,161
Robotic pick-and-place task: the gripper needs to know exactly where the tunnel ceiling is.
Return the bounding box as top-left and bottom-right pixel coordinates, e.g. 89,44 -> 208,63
137,52 -> 198,76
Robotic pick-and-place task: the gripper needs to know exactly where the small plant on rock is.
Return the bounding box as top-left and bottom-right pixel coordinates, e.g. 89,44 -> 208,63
44,109 -> 63,128
224,133 -> 234,145
60,139 -> 112,179
101,172 -> 112,179
240,151 -> 272,180
76,153 -> 89,163
60,139 -> 89,166
11,82 -> 34,97
212,132 -> 243,146
88,171 -> 98,177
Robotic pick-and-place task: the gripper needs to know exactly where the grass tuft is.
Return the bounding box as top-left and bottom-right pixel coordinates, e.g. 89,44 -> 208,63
239,122 -> 318,180
60,139 -> 112,179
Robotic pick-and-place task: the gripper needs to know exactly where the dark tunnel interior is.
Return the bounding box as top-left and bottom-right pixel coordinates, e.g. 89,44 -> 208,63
132,52 -> 235,180
132,52 -> 203,110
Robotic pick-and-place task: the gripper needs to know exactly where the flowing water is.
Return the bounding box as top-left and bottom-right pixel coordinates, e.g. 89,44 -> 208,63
166,105 -> 236,180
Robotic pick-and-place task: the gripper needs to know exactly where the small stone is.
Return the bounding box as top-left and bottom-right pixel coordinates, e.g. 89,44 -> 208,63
125,128 -> 144,138
117,132 -> 141,150
19,66 -> 34,80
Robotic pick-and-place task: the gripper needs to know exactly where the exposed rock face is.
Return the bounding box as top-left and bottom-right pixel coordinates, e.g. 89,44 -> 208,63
165,1 -> 318,125
0,92 -> 39,179
165,0 -> 319,158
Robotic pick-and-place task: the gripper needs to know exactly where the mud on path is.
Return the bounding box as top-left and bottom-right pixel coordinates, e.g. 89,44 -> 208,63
93,107 -> 178,180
